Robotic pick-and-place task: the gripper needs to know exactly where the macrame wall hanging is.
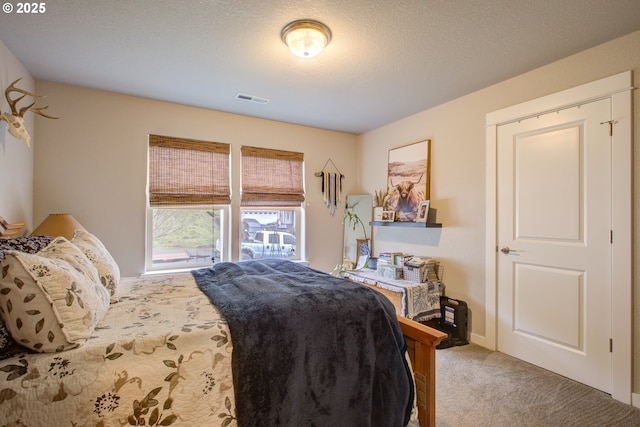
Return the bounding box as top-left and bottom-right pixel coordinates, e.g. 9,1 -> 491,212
314,158 -> 343,216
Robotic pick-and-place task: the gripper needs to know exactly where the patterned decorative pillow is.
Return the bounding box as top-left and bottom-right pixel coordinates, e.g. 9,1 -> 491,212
0,237 -> 110,352
71,230 -> 120,303
0,237 -> 54,356
0,235 -> 54,263
0,319 -> 14,354
0,318 -> 26,360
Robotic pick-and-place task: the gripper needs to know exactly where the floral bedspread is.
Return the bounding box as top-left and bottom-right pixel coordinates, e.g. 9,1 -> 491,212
0,272 -> 420,427
0,273 -> 235,427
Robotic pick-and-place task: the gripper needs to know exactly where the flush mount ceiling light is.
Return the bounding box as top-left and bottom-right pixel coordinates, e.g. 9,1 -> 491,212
281,19 -> 332,59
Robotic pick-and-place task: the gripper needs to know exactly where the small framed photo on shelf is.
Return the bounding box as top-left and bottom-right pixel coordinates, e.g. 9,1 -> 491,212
380,210 -> 396,222
373,206 -> 384,221
415,200 -> 430,222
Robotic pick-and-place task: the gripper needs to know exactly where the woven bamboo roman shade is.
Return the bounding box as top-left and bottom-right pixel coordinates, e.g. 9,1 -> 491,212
149,135 -> 230,206
241,146 -> 305,207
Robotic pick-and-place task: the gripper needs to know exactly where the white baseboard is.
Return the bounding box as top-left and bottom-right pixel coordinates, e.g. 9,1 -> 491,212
469,333 -> 486,348
632,393 -> 640,408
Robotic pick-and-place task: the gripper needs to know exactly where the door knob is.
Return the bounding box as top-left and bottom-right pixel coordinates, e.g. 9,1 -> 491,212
501,246 -> 511,254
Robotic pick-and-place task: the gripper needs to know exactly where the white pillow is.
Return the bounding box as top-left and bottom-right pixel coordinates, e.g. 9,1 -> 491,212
0,237 -> 109,352
71,229 -> 120,303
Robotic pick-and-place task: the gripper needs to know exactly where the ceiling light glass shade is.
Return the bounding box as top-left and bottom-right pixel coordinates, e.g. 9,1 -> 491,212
281,20 -> 332,58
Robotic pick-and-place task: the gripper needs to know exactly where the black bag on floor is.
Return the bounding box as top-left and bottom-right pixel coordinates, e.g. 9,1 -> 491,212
423,296 -> 469,349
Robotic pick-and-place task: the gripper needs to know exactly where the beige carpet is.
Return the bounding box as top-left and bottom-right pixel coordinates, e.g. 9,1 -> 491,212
435,343 -> 640,427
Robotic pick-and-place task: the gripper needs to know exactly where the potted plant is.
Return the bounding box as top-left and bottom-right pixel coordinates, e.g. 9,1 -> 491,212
373,188 -> 390,221
344,201 -> 368,241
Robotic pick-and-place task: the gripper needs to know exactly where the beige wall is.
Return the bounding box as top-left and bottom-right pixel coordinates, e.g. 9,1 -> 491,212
0,41 -> 34,229
33,83 -> 358,276
3,29 -> 639,397
358,30 -> 640,394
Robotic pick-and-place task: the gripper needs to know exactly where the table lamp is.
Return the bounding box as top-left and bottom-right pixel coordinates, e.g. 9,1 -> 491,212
31,213 -> 86,240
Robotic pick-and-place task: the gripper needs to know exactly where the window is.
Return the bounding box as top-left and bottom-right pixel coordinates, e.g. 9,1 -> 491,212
149,207 -> 226,268
239,209 -> 299,260
241,146 -> 304,261
147,135 -> 230,271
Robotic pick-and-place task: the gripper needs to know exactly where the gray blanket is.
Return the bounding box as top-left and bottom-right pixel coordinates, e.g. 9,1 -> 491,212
192,260 -> 413,427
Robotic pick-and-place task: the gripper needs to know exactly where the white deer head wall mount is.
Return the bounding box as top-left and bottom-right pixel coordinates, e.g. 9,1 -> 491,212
0,78 -> 58,147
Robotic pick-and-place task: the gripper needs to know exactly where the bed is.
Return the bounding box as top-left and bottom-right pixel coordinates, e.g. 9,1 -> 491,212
0,233 -> 445,427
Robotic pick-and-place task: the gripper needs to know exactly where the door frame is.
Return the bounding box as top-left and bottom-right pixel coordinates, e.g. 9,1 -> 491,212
484,71 -> 633,403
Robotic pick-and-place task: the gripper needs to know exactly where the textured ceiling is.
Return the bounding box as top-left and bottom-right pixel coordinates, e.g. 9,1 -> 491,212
1,0 -> 639,134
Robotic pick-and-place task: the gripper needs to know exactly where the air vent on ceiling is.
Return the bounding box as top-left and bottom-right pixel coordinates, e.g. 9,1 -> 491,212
235,93 -> 270,104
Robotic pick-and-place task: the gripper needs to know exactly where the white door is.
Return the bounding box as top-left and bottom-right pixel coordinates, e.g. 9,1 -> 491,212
496,98 -> 612,392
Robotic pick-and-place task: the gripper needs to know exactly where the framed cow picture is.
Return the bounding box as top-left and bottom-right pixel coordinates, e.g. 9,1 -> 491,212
387,139 -> 430,221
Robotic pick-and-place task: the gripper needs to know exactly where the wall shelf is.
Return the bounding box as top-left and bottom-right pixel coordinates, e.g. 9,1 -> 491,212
369,221 -> 442,228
